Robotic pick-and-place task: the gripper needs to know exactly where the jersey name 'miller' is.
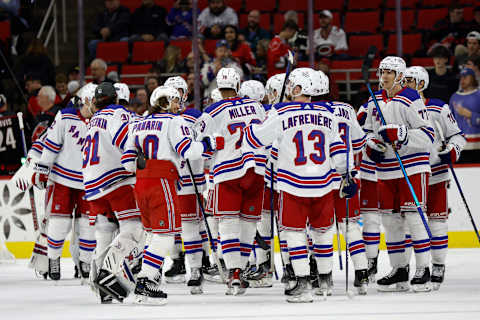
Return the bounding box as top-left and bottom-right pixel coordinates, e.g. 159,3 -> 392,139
132,120 -> 163,132
88,117 -> 107,130
229,105 -> 257,119
282,113 -> 332,130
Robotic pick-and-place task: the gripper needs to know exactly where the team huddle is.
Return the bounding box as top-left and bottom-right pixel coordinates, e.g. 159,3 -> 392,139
22,55 -> 465,304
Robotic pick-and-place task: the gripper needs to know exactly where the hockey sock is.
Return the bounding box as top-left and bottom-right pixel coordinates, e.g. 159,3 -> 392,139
307,231 -> 314,254
94,215 -> 118,268
78,216 -> 96,264
218,217 -> 241,269
170,233 -> 182,260
47,217 -> 72,259
382,212 -> 408,268
362,212 -> 381,259
284,230 -> 309,277
182,220 -> 203,269
404,234 -> 413,265
239,218 -> 256,269
339,221 -> 368,270
404,211 -> 430,268
207,216 -> 222,258
428,219 -> 448,265
138,234 -> 173,280
70,218 -> 80,267
199,220 -> 210,253
256,212 -> 272,265
279,230 -> 290,264
311,227 -> 333,274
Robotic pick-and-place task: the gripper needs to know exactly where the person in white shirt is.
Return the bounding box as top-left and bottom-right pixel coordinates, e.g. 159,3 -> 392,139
311,10 -> 348,58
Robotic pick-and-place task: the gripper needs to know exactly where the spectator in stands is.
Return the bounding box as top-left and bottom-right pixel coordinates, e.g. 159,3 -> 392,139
465,55 -> 480,86
224,25 -> 256,71
424,45 -> 459,104
455,31 -> 480,68
450,68 -> 480,155
428,3 -> 469,52
17,39 -> 55,86
284,10 -> 298,26
88,0 -> 130,59
310,10 -> 348,59
90,58 -> 113,84
134,88 -> 149,115
239,10 -> 271,52
185,72 -> 204,109
167,0 -> 196,39
158,45 -> 185,75
267,20 -> 297,78
183,42 -> 210,74
145,76 -> 159,96
468,6 -> 480,33
251,39 -> 269,82
198,0 -> 238,39
67,66 -> 80,82
55,73 -> 70,107
130,0 -> 168,42
25,74 -> 43,118
35,86 -> 62,124
0,94 -> 12,117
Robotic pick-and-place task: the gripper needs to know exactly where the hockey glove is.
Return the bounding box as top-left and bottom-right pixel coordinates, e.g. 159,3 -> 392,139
202,135 -> 225,152
357,110 -> 367,127
366,138 -> 387,163
378,124 -> 408,144
31,163 -> 50,190
339,174 -> 358,199
438,143 -> 460,164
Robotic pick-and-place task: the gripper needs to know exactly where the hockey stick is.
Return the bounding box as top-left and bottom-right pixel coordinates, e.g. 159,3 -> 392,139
335,216 -> 343,270
344,125 -> 354,298
433,120 -> 480,244
185,159 -> 226,282
361,47 -> 432,239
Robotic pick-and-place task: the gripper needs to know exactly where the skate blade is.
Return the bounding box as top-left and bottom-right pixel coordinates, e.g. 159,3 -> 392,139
135,294 -> 167,305
165,275 -> 186,284
314,288 -> 332,296
412,283 -> 432,293
377,282 -> 409,292
247,278 -> 273,288
204,274 -> 223,283
190,286 -> 203,295
432,282 -> 441,291
356,284 -> 368,295
286,293 -> 314,303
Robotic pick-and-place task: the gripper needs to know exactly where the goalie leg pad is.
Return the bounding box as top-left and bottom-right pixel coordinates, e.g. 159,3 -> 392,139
47,217 -> 72,259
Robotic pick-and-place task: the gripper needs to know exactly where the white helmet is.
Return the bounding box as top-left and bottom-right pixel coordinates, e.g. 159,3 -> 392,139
150,85 -> 181,112
239,80 -> 266,102
286,67 -> 322,98
316,70 -> 330,95
216,67 -> 241,93
78,83 -> 97,106
377,56 -> 407,89
405,66 -> 429,92
164,76 -> 188,103
114,83 -> 130,102
210,88 -> 223,103
266,73 -> 285,104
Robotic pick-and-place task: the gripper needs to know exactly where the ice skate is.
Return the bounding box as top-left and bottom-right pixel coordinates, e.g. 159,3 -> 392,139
377,266 -> 409,292
315,272 -> 333,297
282,263 -> 296,295
431,264 -> 445,291
411,267 -> 431,292
367,257 -> 378,282
286,277 -> 313,303
226,268 -> 249,296
164,252 -> 186,283
247,260 -> 273,288
354,269 -> 369,295
79,260 -> 90,285
48,258 -> 61,281
309,255 -> 319,288
94,269 -> 127,303
203,257 -> 225,283
135,277 -> 167,305
187,268 -> 204,295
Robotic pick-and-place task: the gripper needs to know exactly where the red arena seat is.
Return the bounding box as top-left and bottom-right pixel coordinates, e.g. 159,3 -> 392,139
96,42 -> 129,63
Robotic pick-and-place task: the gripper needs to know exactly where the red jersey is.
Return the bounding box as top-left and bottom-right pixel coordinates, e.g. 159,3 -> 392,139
231,42 -> 256,67
267,36 -> 291,78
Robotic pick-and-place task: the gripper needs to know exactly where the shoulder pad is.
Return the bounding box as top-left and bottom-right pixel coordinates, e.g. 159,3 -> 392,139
60,107 -> 78,115
398,87 -> 421,102
426,98 -> 446,107
182,108 -> 202,119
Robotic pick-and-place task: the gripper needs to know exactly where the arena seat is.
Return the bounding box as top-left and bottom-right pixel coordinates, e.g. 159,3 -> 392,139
347,0 -> 383,11
464,6 -> 474,21
383,10 -> 416,32
314,0 -> 345,11
385,0 -> 419,9
348,34 -> 384,57
386,33 -> 423,55
131,41 -> 165,63
121,0 -> 142,12
331,58 -> 380,81
421,0 -> 453,7
169,40 -> 192,59
279,0 -> 308,12
203,39 -> 218,57
0,20 -> 11,42
96,42 -> 129,63
245,0 -> 276,12
120,64 -> 153,86
417,8 -> 449,30
411,57 -> 435,67
344,11 -> 380,34
228,0 -> 244,12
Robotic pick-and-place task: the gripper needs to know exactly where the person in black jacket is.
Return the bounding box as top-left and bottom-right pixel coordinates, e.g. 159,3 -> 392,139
129,0 -> 168,42
88,0 -> 130,59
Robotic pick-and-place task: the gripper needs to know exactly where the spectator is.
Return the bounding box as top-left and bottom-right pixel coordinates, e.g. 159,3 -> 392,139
135,88 -> 149,115
88,0 -> 130,59
468,6 -> 480,33
55,73 -> 68,100
67,66 -> 80,82
185,72 -> 204,109
239,10 -> 271,52
455,31 -> 480,68
31,86 -> 63,141
311,10 -> 348,59
450,68 -> 480,155
428,3 -> 469,51
424,45 -> 459,103
284,10 -> 298,26
198,0 -> 238,39
224,25 -> 256,71
25,74 -> 43,118
0,94 -> 12,117
90,58 -> 113,84
251,39 -> 269,82
267,20 -> 297,78
17,39 -> 55,86
167,0 -> 196,39
145,76 -> 159,96
130,0 -> 168,42
158,45 -> 185,75
465,55 -> 480,86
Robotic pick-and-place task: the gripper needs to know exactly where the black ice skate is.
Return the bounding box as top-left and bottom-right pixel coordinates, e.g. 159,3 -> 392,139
135,277 -> 168,305
354,269 -> 369,295
309,255 -> 319,288
94,269 -> 127,303
203,255 -> 225,283
246,260 -> 273,288
411,267 -> 431,292
431,264 -> 445,291
226,268 -> 249,296
367,257 -> 378,282
74,265 -> 80,279
315,272 -> 333,297
282,263 -> 296,295
377,266 -> 409,292
79,260 -> 90,283
286,276 -> 313,303
164,252 -> 186,283
188,268 -> 204,294
48,257 -> 61,281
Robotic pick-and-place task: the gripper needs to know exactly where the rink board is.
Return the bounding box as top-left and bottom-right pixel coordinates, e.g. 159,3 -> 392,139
1,165 -> 480,258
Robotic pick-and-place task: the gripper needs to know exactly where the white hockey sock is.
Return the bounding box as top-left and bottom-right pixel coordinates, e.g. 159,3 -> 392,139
218,217 -> 241,270
78,216 -> 96,264
239,219 -> 256,269
170,233 -> 182,259
70,218 -> 80,267
339,222 -> 368,270
284,230 -> 309,277
310,227 -> 333,274
279,230 -> 290,265
181,220 -> 203,269
199,220 -> 210,253
207,216 -> 222,258
93,215 -> 118,268
362,212 -> 381,259
382,212 -> 408,268
428,219 -> 448,265
256,212 -> 272,265
404,211 -> 430,268
139,234 -> 174,280
47,217 -> 72,259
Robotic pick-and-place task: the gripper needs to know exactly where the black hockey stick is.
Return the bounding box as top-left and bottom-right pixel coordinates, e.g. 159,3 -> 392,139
335,215 -> 343,270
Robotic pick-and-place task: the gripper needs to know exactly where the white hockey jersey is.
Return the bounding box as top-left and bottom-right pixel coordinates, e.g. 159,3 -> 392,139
425,98 -> 466,185
357,103 -> 377,182
82,105 -> 135,200
245,102 -> 348,198
39,108 -> 87,190
364,88 -> 434,180
196,97 -> 267,185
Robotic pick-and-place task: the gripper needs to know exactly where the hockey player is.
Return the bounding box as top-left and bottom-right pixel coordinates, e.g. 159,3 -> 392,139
244,67 -> 357,303
364,57 -> 435,292
83,82 -> 144,303
31,84 -> 97,282
196,67 -> 267,295
404,66 -> 466,290
239,80 -> 266,103
121,85 -> 221,304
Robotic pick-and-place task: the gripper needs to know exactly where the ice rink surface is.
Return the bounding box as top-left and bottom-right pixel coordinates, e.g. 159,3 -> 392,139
1,249 -> 480,320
